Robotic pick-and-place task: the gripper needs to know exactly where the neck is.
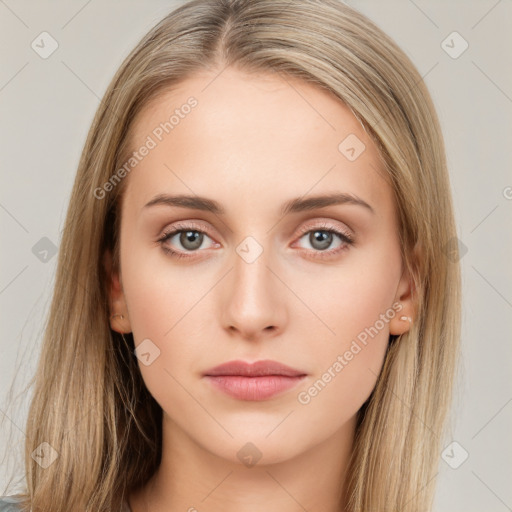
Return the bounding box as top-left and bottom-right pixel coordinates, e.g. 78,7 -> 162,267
131,413 -> 357,512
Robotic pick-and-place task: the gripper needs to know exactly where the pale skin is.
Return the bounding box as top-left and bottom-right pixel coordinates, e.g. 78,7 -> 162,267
105,66 -> 415,512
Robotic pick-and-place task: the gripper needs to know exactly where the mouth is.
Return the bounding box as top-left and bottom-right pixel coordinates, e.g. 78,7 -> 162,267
203,359 -> 307,401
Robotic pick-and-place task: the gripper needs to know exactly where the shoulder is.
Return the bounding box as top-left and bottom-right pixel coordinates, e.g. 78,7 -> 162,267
0,495 -> 26,511
0,495 -> 131,511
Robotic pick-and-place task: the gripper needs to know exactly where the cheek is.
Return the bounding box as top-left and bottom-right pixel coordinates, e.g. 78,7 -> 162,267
301,252 -> 401,345
121,242 -> 208,341
121,259 -> 204,413
119,246 -> 205,390
295,338 -> 387,444
292,251 -> 399,420
295,282 -> 393,431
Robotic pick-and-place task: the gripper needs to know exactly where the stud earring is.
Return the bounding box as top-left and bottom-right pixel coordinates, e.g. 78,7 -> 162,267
110,314 -> 125,320
400,315 -> 412,323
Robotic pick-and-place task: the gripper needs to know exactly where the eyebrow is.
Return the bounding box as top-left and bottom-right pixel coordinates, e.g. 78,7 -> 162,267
143,192 -> 375,216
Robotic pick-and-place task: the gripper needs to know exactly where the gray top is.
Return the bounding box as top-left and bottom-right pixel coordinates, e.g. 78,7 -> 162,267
0,494 -> 21,512
0,496 -> 23,512
0,495 -> 131,511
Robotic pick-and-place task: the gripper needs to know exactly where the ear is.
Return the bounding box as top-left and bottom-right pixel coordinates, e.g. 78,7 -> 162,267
389,242 -> 420,336
103,249 -> 132,334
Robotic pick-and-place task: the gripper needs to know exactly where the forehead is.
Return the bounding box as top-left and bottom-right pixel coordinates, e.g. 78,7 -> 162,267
122,67 -> 392,218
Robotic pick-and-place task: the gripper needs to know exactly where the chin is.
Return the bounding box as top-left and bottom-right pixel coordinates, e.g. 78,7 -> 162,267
200,428 -> 312,468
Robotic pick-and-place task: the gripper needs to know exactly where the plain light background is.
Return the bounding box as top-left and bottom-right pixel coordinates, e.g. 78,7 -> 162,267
1,0 -> 511,510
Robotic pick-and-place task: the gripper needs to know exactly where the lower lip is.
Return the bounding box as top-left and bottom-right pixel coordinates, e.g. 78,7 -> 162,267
205,375 -> 306,401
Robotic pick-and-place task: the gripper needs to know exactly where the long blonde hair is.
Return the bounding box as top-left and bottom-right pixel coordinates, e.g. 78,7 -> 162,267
5,0 -> 461,510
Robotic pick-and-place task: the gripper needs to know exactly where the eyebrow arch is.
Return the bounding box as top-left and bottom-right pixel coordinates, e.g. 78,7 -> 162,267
143,194 -> 224,214
143,192 -> 375,216
281,192 -> 375,216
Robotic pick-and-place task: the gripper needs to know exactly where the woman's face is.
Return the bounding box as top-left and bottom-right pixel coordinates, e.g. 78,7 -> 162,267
107,67 -> 413,465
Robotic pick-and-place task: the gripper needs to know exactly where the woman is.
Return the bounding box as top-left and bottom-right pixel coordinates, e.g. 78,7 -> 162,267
0,0 -> 461,510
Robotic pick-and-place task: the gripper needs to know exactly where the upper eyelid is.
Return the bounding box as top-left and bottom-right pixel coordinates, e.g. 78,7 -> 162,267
160,219 -> 350,237
161,221 -> 212,236
296,219 -> 351,234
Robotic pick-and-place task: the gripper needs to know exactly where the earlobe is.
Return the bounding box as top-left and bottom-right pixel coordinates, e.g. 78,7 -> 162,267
109,312 -> 132,334
103,250 -> 132,334
389,305 -> 414,336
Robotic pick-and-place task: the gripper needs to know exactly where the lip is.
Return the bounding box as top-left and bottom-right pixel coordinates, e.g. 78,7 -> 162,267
203,360 -> 307,401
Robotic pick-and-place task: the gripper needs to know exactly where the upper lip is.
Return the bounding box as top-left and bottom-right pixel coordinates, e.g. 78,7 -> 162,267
203,359 -> 307,377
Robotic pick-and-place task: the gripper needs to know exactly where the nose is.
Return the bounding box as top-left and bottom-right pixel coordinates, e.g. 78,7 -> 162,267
220,244 -> 287,342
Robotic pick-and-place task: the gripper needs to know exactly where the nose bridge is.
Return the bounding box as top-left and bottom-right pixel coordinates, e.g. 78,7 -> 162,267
221,235 -> 285,338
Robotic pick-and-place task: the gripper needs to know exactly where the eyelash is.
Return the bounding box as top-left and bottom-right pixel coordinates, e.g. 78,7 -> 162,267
157,221 -> 354,261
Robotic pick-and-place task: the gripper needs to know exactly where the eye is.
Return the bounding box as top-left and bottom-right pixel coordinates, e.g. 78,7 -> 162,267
293,222 -> 354,259
157,222 -> 217,259
157,221 -> 354,261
